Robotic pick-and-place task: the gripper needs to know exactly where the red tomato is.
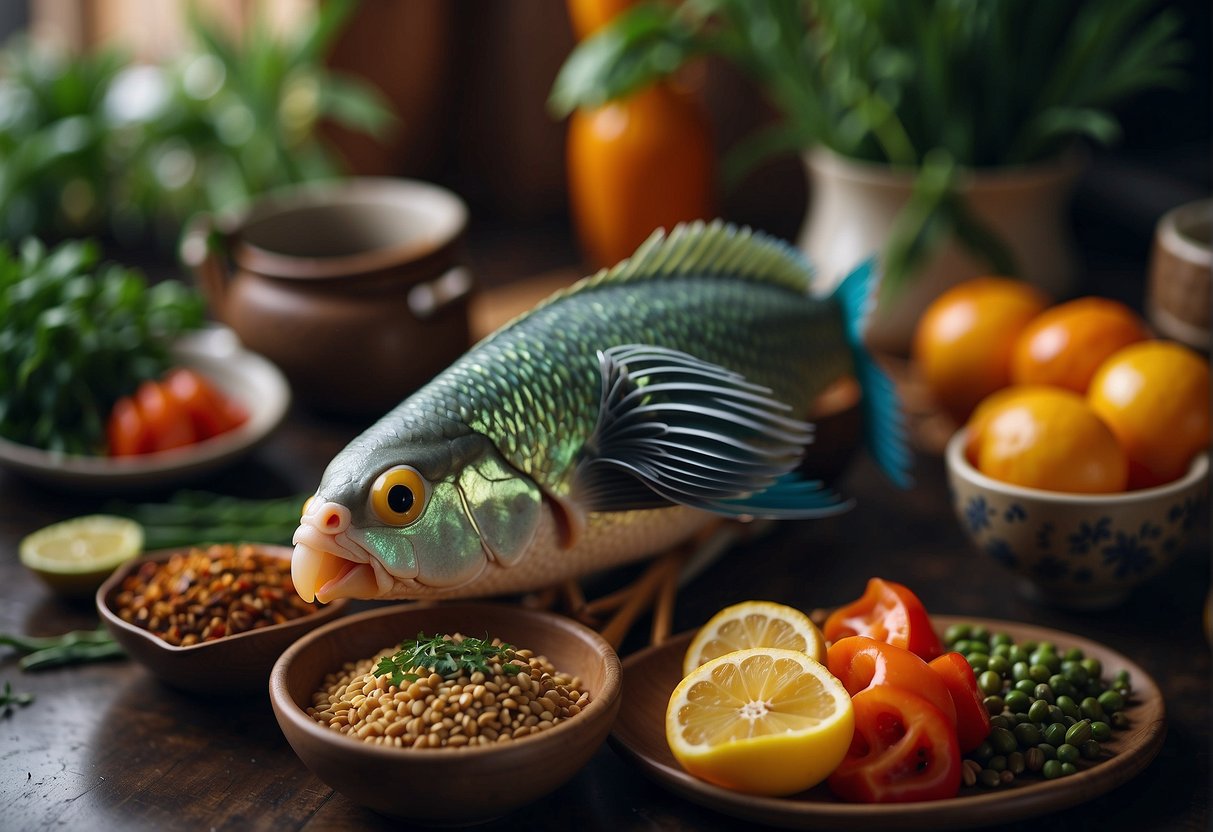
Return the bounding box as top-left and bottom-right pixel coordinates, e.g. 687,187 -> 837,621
827,685 -> 962,803
134,380 -> 196,452
928,652 -> 992,753
163,368 -> 246,440
827,636 -> 957,727
106,396 -> 151,456
824,578 -> 944,660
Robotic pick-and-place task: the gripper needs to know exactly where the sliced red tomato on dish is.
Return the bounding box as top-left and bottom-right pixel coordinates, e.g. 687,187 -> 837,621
106,395 -> 152,456
134,379 -> 196,452
928,652 -> 992,753
827,684 -> 962,803
824,578 -> 943,660
827,636 -> 957,727
163,368 -> 247,440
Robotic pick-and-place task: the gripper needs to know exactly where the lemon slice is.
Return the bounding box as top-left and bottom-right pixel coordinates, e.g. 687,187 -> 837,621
19,515 -> 144,598
683,600 -> 826,676
665,647 -> 854,796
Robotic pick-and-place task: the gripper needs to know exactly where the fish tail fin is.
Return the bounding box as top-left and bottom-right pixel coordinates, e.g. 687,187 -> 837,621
832,258 -> 912,488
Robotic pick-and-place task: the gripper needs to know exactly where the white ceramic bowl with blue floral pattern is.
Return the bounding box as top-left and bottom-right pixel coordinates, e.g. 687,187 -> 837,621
946,429 -> 1208,610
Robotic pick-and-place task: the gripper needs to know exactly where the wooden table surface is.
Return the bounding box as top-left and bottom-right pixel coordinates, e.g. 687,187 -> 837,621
1,212 -> 1209,832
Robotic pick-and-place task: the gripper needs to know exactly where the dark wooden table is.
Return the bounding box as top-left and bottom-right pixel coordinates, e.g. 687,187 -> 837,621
1,196 -> 1209,831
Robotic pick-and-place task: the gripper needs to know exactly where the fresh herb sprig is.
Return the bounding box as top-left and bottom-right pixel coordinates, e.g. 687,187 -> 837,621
1,681 -> 35,717
0,625 -> 125,670
374,633 -> 522,687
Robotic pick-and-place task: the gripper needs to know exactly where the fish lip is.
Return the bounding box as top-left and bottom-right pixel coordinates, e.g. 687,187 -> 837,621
291,524 -> 402,598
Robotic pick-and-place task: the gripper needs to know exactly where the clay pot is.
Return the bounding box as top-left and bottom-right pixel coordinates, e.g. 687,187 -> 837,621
799,147 -> 1083,356
181,178 -> 472,416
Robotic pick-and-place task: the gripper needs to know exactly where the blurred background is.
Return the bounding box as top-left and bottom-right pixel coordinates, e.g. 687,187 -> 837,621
4,0 -> 1207,292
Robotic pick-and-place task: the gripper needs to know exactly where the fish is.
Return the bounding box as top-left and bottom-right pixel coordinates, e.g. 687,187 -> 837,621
291,220 -> 909,603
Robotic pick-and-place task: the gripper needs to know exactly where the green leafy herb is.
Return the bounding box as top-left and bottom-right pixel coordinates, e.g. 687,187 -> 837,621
1,681 -> 35,717
108,490 -> 310,550
0,625 -> 126,670
374,633 -> 522,687
0,238 -> 204,454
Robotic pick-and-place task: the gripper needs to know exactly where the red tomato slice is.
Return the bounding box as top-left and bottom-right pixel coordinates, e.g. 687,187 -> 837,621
928,652 -> 992,753
824,578 -> 943,660
163,368 -> 247,440
827,685 -> 962,803
106,396 -> 152,456
827,636 -> 957,727
135,380 -> 196,452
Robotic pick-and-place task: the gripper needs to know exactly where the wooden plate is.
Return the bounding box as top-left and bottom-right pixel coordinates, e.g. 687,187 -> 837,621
610,616 -> 1165,830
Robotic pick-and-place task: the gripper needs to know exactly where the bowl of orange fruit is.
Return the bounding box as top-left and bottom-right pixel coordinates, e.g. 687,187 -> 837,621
915,279 -> 1209,609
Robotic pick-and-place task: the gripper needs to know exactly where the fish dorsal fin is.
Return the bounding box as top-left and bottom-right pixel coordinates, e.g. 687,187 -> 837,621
539,221 -> 814,312
571,345 -> 851,520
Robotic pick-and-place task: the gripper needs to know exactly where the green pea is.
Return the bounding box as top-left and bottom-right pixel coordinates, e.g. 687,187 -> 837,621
1049,674 -> 1076,699
1033,683 -> 1055,705
1007,646 -> 1029,664
973,740 -> 994,761
984,695 -> 1006,716
1043,723 -> 1068,747
1112,678 -> 1131,694
1063,647 -> 1084,662
978,769 -> 1002,788
1081,739 -> 1102,760
988,655 -> 1011,676
1011,661 -> 1031,682
1029,651 -> 1061,673
1014,722 -> 1042,747
970,625 -> 990,642
991,633 -> 1014,647
1027,699 -> 1052,724
1007,750 -> 1025,774
944,624 -> 970,644
1056,695 -> 1080,719
1015,679 -> 1037,695
967,653 -> 991,672
1065,719 -> 1092,746
1061,762 -> 1078,776
1091,721 -> 1112,742
1098,690 -> 1125,713
979,670 -> 1004,695
1042,759 -> 1063,780
1020,641 -> 1039,653
1110,711 -> 1130,729
1029,664 -> 1052,683
1048,705 -> 1066,724
1057,743 -> 1080,765
990,714 -> 1015,731
1081,657 -> 1102,679
988,754 -> 1008,772
1037,742 -> 1058,761
1081,697 -> 1107,722
1036,641 -> 1056,654
1005,690 -> 1031,714
1061,662 -> 1089,686
990,726 -> 1018,755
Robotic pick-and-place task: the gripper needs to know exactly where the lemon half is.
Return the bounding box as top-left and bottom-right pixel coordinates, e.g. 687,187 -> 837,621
683,600 -> 827,676
19,515 -> 143,598
665,647 -> 854,796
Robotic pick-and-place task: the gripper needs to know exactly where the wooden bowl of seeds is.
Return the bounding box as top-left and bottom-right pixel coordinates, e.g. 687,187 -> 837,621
96,543 -> 349,695
268,602 -> 623,825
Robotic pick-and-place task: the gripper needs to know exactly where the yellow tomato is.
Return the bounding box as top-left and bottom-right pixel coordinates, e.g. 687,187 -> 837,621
1087,340 -> 1211,489
1011,296 -> 1150,393
567,81 -> 715,268
912,277 -> 1051,423
970,386 -> 1128,493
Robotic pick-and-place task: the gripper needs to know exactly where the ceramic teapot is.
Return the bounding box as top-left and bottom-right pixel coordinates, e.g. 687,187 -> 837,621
181,178 -> 472,416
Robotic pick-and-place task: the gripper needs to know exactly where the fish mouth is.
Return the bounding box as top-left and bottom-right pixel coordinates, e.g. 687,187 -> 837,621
291,525 -> 396,603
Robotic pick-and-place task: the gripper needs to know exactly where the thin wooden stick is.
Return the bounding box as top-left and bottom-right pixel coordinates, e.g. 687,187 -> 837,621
650,550 -> 686,646
599,554 -> 681,649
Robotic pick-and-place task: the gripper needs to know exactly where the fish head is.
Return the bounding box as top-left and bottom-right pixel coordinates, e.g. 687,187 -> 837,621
292,432 -> 543,602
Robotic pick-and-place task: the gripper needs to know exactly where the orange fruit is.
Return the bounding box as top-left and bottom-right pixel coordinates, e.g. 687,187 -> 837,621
1011,297 -> 1150,393
912,277 -> 1050,423
1087,340 -> 1211,489
970,386 -> 1128,493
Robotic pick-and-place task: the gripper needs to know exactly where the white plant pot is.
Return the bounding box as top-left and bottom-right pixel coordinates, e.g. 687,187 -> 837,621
798,147 -> 1083,355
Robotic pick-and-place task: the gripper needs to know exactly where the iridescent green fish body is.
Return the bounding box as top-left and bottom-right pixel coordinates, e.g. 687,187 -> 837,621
292,221 -> 908,602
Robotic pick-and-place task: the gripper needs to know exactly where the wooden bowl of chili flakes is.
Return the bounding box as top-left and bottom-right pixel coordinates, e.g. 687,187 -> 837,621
97,543 -> 349,694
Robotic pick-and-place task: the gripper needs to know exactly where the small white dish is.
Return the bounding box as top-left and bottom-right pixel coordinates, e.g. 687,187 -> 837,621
0,326 -> 290,491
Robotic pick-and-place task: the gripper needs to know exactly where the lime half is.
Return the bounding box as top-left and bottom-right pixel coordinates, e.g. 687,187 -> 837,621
20,515 -> 144,598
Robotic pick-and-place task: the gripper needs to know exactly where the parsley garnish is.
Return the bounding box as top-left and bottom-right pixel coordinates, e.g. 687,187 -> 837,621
373,632 -> 522,687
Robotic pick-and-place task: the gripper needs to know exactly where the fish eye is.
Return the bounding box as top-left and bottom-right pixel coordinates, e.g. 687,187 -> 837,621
370,465 -> 429,526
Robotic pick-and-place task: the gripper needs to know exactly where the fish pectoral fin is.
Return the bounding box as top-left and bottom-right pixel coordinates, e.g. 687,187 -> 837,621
571,344 -> 849,519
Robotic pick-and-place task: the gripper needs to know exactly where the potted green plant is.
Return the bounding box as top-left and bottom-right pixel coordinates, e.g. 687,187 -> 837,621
550,0 -> 1187,353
